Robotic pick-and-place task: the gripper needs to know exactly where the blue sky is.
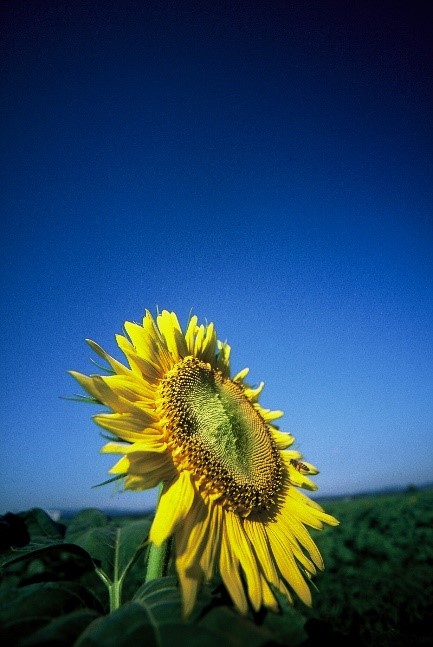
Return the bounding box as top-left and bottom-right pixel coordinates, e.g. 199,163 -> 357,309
1,0 -> 432,515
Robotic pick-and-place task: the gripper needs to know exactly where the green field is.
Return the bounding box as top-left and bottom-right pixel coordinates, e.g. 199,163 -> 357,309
1,487 -> 432,646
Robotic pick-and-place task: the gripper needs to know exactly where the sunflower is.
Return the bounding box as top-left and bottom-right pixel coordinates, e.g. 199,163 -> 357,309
70,309 -> 339,617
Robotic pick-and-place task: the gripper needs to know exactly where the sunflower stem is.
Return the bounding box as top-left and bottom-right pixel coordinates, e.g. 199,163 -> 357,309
108,579 -> 123,612
145,482 -> 171,582
145,539 -> 170,581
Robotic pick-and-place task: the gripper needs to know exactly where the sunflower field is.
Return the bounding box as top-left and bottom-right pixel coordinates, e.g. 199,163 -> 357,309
1,486 -> 432,646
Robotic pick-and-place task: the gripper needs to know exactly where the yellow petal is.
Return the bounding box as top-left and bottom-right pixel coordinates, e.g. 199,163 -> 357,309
226,513 -> 262,612
123,321 -> 172,371
273,519 -> 317,575
258,407 -> 284,422
260,574 -> 280,612
185,315 -> 199,354
233,367 -> 249,382
124,474 -> 148,490
93,412 -> 161,442
287,467 -> 319,491
193,324 -> 205,357
283,454 -> 319,476
244,382 -> 264,401
116,334 -> 164,380
141,310 -> 170,362
127,451 -> 175,489
69,372 -> 137,414
102,438 -> 165,454
272,430 -> 296,449
278,514 -> 325,570
150,471 -> 195,546
219,522 -> 248,615
243,518 -> 278,585
99,374 -> 155,405
266,523 -> 312,606
175,494 -> 209,565
177,560 -> 202,619
215,340 -> 231,375
157,310 -> 188,359
199,322 -> 217,363
85,339 -> 131,376
286,488 -> 340,529
199,500 -> 221,580
108,455 -> 129,474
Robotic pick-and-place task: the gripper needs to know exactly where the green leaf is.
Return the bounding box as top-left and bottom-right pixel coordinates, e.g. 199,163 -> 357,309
0,581 -> 101,622
19,509 -> 66,541
65,510 -> 151,583
1,508 -> 68,567
196,606 -> 280,647
0,617 -> 47,646
15,508 -> 66,551
132,575 -> 183,615
74,601 -> 159,647
133,575 -> 213,622
61,394 -> 101,404
0,542 -> 95,574
75,599 -> 218,647
91,474 -> 126,488
75,578 -> 210,647
65,509 -> 117,576
133,575 -> 296,646
20,609 -> 101,646
65,509 -> 110,536
0,581 -> 101,645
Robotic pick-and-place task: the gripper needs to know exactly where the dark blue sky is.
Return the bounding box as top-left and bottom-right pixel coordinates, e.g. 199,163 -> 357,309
1,0 -> 432,514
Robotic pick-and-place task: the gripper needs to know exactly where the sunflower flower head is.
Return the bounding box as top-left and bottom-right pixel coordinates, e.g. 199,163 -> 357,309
70,309 -> 339,617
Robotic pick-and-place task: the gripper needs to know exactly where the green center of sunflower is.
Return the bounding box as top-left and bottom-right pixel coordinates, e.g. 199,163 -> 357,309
158,356 -> 282,515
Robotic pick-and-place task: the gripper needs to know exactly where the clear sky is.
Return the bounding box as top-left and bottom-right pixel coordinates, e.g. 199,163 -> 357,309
1,0 -> 432,515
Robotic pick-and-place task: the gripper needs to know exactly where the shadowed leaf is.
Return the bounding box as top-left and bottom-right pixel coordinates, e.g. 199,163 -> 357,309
20,609 -> 101,646
65,509 -> 151,583
0,582 -> 102,645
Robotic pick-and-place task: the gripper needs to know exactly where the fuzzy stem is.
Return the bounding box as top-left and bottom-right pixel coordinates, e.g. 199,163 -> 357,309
145,482 -> 170,581
145,539 -> 170,581
108,579 -> 123,612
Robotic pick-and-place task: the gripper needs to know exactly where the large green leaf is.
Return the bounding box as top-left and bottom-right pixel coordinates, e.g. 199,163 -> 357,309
76,576 -> 283,647
65,509 -> 151,584
0,509 -> 67,567
75,600 -> 277,647
74,601 -> 159,647
64,509 -> 110,536
0,542 -> 95,572
132,575 -> 182,615
20,609 -> 100,646
0,581 -> 101,645
196,605 -> 281,647
133,576 -> 214,622
19,508 -> 66,541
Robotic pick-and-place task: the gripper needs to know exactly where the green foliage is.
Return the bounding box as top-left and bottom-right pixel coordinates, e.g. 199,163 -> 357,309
1,489 -> 433,646
303,488 -> 433,646
65,509 -> 152,611
75,577 -> 283,647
